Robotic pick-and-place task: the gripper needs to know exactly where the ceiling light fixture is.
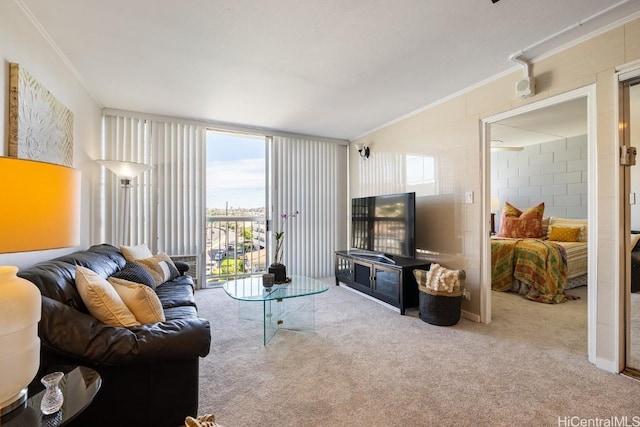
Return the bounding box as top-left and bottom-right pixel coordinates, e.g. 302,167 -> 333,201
491,146 -> 524,152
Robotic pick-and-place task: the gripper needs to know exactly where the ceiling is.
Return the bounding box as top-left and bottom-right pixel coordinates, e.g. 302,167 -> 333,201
490,97 -> 588,148
19,0 -> 640,141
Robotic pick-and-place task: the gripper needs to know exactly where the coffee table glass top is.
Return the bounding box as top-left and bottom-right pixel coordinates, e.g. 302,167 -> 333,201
223,275 -> 329,301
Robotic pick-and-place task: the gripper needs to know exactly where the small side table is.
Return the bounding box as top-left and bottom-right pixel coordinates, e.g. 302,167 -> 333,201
0,366 -> 101,427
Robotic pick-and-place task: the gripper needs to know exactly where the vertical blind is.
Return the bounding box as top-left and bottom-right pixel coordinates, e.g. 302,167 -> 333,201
272,136 -> 347,278
102,113 -> 346,281
101,114 -> 206,267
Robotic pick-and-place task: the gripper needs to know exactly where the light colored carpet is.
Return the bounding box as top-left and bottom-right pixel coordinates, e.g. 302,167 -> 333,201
195,280 -> 640,426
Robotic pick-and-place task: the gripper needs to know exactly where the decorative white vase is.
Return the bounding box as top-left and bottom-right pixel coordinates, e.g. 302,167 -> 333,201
0,266 -> 41,413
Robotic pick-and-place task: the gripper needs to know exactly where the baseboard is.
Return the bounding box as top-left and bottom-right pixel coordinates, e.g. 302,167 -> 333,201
461,309 -> 480,322
338,281 -> 481,321
594,356 -> 619,373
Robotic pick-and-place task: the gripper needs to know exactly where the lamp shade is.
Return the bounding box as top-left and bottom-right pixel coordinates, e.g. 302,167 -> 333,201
97,160 -> 152,179
0,157 -> 80,253
491,196 -> 500,212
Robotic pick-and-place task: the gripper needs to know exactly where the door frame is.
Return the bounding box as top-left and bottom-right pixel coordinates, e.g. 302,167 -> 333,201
617,63 -> 640,372
480,85 -> 598,364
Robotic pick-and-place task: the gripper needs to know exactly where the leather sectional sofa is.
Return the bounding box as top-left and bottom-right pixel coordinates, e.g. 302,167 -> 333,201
18,244 -> 211,427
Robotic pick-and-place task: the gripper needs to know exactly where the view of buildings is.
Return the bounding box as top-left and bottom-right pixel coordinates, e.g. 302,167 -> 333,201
205,132 -> 267,285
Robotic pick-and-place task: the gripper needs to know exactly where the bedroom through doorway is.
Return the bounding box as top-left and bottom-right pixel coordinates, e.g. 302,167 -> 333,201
484,90 -> 593,359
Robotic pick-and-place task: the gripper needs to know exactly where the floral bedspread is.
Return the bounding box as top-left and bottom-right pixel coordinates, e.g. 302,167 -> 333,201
491,237 -> 573,304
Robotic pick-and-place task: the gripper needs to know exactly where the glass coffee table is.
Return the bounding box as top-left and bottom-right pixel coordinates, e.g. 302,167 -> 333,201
223,275 -> 329,345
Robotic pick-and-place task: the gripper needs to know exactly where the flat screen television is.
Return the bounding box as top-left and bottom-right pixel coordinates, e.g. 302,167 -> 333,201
351,192 -> 416,259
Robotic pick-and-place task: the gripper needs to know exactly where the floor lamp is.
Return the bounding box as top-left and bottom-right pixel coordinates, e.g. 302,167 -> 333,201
98,160 -> 153,246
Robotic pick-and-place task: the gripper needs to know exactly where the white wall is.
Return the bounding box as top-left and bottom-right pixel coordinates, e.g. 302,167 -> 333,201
492,135 -> 588,225
0,0 -> 102,269
351,18 -> 640,371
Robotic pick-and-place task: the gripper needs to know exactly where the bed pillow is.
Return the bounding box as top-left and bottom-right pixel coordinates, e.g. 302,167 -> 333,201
548,217 -> 588,242
548,225 -> 582,242
75,266 -> 140,327
108,277 -> 166,324
110,261 -> 157,289
120,243 -> 153,261
541,217 -> 550,238
135,252 -> 180,286
496,202 -> 545,238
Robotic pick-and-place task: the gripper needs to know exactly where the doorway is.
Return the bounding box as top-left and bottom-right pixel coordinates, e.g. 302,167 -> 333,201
205,130 -> 269,287
481,86 -> 597,363
622,78 -> 640,375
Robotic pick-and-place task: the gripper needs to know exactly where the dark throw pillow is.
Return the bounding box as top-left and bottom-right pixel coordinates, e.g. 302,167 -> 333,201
110,261 -> 158,289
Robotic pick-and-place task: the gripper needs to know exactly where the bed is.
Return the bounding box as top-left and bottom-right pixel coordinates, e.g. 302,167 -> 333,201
491,207 -> 588,303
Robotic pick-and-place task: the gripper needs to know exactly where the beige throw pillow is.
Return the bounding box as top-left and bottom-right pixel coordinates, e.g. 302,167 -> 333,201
135,252 -> 179,286
75,266 -> 140,327
120,244 -> 153,261
108,277 -> 166,324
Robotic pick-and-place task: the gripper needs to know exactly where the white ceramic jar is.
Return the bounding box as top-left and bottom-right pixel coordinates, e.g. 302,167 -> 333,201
0,266 -> 41,409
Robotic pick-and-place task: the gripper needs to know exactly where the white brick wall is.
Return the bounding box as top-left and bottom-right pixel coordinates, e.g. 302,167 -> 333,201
491,135 -> 588,221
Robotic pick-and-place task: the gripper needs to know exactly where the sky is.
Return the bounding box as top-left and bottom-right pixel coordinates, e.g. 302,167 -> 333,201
206,131 -> 265,210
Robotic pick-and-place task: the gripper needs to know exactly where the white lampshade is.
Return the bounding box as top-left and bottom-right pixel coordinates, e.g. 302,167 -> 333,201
97,160 -> 153,179
491,196 -> 500,212
0,266 -> 41,415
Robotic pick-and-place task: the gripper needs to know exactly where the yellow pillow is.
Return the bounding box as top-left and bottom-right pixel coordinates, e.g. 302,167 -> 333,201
75,266 -> 140,327
548,225 -> 582,242
108,277 -> 166,324
548,217 -> 588,242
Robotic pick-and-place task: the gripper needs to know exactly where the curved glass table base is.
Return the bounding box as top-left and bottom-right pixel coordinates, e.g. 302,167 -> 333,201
223,275 -> 329,345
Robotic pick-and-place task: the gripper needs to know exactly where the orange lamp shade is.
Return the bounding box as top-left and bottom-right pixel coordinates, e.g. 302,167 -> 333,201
0,157 -> 80,253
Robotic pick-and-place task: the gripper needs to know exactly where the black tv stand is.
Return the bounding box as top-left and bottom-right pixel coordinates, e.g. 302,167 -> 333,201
347,251 -> 396,264
334,250 -> 430,314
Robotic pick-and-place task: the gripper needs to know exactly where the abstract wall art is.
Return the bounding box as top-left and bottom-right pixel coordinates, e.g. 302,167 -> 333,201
8,63 -> 74,167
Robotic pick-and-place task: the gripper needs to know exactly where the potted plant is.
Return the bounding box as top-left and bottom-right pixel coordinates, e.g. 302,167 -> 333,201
269,210 -> 299,283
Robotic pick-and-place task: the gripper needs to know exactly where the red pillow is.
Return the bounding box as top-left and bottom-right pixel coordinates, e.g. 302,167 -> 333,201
496,202 -> 545,238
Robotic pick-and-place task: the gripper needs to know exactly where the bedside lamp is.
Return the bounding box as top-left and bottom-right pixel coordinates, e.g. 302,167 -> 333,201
491,196 -> 500,235
97,159 -> 153,246
0,157 -> 80,417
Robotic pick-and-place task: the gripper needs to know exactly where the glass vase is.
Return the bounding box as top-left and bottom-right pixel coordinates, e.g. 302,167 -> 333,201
40,371 -> 64,415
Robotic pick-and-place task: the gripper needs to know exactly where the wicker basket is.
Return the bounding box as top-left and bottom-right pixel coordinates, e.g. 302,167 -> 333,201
414,267 -> 465,326
418,291 -> 462,326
